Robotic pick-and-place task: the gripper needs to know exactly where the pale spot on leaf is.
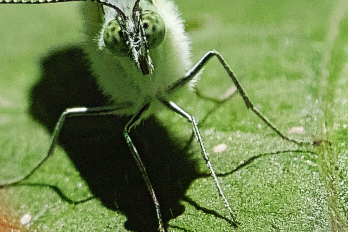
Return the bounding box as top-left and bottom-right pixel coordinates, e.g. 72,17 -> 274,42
219,86 -> 237,100
288,126 -> 305,134
20,213 -> 31,226
213,143 -> 227,153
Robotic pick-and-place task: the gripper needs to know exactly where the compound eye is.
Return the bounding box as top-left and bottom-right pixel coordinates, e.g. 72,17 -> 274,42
142,10 -> 165,49
103,19 -> 128,57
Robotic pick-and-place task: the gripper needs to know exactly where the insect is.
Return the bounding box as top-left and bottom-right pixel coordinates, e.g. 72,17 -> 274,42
0,0 -> 309,231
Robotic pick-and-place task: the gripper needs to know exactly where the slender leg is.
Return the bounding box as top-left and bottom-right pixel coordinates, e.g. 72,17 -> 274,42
167,50 -> 311,145
195,86 -> 238,128
1,101 -> 165,231
195,86 -> 238,104
158,98 -> 239,227
123,103 -> 165,232
0,105 -> 130,186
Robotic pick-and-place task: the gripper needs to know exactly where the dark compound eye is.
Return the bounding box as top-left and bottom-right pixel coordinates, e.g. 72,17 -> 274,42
142,10 -> 165,49
103,19 -> 128,56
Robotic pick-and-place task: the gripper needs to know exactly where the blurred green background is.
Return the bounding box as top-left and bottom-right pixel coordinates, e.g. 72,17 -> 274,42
0,0 -> 347,231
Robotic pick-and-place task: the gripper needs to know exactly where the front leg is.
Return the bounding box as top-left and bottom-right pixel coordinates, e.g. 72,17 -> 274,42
167,50 -> 311,145
123,103 -> 166,232
158,97 -> 239,227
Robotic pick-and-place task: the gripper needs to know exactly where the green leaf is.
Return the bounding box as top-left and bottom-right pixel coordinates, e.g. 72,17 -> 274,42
0,0 -> 347,231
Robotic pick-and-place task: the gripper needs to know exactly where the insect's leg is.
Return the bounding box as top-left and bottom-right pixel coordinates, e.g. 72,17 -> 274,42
195,86 -> 239,128
0,105 -> 129,187
168,50 -> 310,145
195,86 -> 238,104
123,103 -> 165,232
158,98 -> 239,227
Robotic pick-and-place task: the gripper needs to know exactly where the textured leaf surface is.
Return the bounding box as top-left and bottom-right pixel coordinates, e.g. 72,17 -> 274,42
0,0 -> 347,231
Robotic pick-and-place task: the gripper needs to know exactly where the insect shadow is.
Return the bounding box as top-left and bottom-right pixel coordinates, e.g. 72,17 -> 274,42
28,45 -> 204,231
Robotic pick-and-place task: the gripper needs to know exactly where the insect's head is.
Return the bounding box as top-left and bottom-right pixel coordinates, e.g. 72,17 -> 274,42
0,0 -> 165,75
102,0 -> 166,75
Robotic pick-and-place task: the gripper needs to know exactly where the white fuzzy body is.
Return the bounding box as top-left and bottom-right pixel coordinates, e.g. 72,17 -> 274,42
81,0 -> 192,118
